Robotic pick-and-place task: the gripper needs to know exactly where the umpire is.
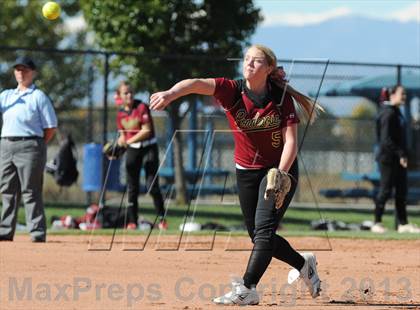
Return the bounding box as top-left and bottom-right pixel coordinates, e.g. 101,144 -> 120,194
0,56 -> 57,242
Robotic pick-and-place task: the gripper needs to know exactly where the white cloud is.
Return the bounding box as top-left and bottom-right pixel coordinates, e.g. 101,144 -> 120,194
390,2 -> 420,22
260,3 -> 420,27
262,7 -> 352,27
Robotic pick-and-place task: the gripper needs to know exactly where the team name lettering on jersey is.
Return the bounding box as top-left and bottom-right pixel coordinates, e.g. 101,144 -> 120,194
234,109 -> 281,132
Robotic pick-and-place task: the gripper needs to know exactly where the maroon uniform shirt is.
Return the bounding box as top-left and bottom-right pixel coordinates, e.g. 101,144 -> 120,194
213,78 -> 299,169
116,100 -> 156,140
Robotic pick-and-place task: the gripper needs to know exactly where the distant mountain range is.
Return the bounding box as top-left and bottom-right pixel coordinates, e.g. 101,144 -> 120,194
252,16 -> 420,65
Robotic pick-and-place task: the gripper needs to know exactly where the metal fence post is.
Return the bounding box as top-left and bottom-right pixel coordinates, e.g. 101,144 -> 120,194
100,52 -> 110,207
86,60 -> 94,205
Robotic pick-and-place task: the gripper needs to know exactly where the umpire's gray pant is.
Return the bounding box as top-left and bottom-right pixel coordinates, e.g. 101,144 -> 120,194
0,138 -> 47,240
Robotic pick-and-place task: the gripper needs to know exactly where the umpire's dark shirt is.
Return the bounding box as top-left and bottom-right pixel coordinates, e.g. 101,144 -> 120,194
376,104 -> 407,163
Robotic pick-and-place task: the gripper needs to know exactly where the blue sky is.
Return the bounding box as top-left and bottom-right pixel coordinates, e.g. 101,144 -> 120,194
255,0 -> 420,26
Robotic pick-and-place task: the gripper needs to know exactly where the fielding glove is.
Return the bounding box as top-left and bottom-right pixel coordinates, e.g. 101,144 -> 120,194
264,168 -> 292,209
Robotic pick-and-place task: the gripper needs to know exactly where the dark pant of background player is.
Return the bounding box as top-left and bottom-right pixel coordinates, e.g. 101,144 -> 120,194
236,160 -> 305,288
374,160 -> 408,225
0,138 -> 47,241
125,143 -> 165,224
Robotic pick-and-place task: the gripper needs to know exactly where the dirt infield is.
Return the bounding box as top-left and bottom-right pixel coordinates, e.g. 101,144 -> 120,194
1,235 -> 419,310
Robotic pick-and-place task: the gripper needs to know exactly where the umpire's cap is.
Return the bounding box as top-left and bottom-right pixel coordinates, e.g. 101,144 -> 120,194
13,56 -> 36,70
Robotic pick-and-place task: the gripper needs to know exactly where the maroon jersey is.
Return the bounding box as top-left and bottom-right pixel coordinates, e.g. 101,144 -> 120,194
116,100 -> 155,140
213,78 -> 299,169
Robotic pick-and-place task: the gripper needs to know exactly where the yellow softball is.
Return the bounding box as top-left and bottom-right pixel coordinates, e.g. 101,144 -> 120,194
42,1 -> 61,20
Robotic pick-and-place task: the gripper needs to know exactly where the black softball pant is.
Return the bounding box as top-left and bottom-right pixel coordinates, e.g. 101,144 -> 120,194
236,160 -> 305,288
125,144 -> 165,224
375,160 -> 408,225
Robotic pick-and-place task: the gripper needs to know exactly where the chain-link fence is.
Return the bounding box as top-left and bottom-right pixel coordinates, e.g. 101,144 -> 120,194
1,46 -> 419,205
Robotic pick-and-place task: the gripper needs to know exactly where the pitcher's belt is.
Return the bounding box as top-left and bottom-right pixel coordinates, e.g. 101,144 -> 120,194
128,137 -> 157,149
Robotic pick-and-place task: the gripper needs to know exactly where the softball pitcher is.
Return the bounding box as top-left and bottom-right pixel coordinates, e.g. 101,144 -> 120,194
150,44 -> 322,305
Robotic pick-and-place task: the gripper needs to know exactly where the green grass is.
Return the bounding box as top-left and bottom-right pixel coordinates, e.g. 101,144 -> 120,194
12,202 -> 420,240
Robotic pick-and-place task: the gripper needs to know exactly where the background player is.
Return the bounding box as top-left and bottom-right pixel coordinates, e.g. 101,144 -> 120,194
116,81 -> 167,230
150,44 -> 322,305
372,85 -> 420,233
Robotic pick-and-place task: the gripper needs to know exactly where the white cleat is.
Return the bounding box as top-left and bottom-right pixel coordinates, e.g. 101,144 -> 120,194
398,223 -> 420,233
371,223 -> 387,233
288,252 -> 321,298
212,279 -> 259,305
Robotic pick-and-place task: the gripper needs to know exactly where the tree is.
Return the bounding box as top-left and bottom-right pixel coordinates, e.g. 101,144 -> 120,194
334,99 -> 377,152
0,0 -> 88,112
81,0 -> 262,203
351,99 -> 377,119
